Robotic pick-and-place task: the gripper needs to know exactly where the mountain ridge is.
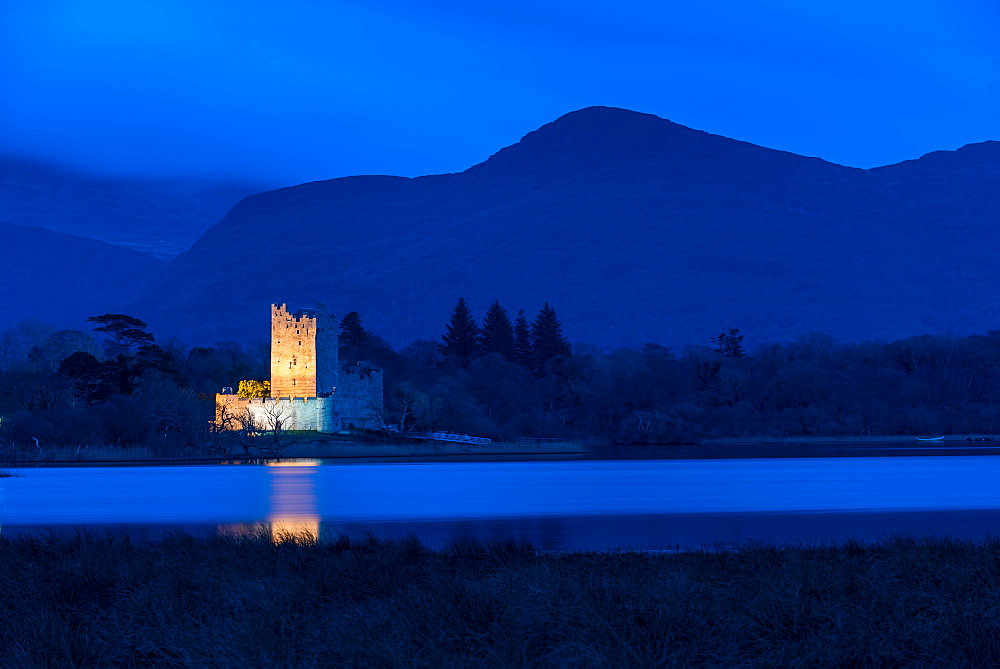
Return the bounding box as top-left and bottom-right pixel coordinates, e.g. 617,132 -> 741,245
95,107 -> 1000,348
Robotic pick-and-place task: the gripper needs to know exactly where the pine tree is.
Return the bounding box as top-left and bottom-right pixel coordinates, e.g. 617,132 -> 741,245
531,302 -> 571,369
86,313 -> 158,394
339,312 -> 370,346
338,311 -> 372,366
712,327 -> 746,358
480,300 -> 515,359
513,309 -> 533,368
439,297 -> 480,365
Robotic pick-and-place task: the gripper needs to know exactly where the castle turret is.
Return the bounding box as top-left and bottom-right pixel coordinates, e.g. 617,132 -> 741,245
270,303 -> 339,398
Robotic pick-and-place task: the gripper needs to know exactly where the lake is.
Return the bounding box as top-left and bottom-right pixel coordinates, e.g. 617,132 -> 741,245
4,444 -> 1000,550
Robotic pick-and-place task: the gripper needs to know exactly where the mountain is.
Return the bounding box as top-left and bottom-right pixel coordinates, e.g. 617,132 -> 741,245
0,156 -> 266,258
132,106 -> 999,349
0,223 -> 165,331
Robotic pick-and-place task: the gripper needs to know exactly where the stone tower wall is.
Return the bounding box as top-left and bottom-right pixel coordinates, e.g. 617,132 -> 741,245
313,305 -> 339,396
270,303 -> 339,398
270,304 -> 316,398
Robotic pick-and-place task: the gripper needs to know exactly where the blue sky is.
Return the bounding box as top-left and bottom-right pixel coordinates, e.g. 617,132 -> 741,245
1,0 -> 997,185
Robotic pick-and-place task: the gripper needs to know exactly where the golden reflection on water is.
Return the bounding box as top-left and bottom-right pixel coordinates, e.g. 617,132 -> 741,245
218,460 -> 321,543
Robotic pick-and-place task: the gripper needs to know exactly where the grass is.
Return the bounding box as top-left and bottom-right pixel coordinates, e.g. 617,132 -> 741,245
0,434 -> 588,464
0,443 -> 179,464
2,533 -> 1000,666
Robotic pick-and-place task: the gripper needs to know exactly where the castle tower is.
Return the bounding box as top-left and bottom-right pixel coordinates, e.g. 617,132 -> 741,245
270,303 -> 339,398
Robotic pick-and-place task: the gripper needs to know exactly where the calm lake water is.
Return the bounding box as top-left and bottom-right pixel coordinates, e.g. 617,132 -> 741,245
5,443 -> 1000,550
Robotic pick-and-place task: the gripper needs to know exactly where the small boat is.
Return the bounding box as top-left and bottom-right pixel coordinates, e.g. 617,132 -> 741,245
915,436 -> 945,442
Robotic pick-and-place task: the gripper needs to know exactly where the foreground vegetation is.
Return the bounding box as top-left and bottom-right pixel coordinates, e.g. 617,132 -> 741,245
3,532 -> 1000,665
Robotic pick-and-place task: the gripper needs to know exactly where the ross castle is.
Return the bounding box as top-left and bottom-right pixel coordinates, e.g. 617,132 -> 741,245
216,303 -> 383,433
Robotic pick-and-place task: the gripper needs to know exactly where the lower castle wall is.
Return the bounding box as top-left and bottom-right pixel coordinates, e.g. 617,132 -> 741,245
216,364 -> 384,434
216,395 -> 338,433
336,365 -> 384,430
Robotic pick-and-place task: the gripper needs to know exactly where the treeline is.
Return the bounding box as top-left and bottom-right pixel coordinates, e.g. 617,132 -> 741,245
0,316 -> 265,454
348,300 -> 1000,443
4,301 -> 1000,453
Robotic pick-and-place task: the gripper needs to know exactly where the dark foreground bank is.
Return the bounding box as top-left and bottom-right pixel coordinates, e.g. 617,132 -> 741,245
3,533 -> 999,666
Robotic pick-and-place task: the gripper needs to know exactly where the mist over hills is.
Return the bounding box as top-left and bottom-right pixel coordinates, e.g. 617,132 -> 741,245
0,156 -> 266,259
1,223 -> 165,331
80,107 -> 1000,348
129,106 -> 1000,349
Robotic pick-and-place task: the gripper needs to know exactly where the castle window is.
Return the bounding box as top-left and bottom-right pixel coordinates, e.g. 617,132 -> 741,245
292,379 -> 296,386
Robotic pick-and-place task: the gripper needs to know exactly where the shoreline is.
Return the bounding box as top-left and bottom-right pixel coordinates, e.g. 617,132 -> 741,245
8,434 -> 1000,465
701,434 -> 997,444
0,438 -> 589,465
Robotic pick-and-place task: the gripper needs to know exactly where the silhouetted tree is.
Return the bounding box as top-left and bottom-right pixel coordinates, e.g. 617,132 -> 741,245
87,314 -> 155,357
712,327 -> 746,358
531,302 -> 571,370
136,343 -> 179,377
339,312 -> 370,347
339,311 -> 372,366
439,298 -> 479,366
58,351 -> 112,404
27,330 -> 98,372
85,314 -> 162,394
513,309 -> 533,368
480,300 -> 515,359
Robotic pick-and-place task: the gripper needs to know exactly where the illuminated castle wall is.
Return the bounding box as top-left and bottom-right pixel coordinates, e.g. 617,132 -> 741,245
270,303 -> 338,398
216,303 -> 383,433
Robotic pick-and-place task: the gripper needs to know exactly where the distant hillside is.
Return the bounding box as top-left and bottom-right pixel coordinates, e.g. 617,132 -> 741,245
0,223 -> 165,331
127,106 -> 999,349
0,156 -> 266,258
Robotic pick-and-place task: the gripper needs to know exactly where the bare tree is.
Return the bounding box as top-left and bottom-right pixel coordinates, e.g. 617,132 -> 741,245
232,404 -> 264,457
146,391 -> 213,455
391,381 -> 429,435
256,401 -> 291,457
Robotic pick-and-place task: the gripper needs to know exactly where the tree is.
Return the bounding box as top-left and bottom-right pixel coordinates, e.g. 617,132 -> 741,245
390,381 -> 430,433
136,343 -> 179,377
339,311 -> 370,346
513,309 -> 533,368
439,298 -> 479,365
27,330 -> 98,371
87,314 -> 155,357
256,401 -> 291,456
58,351 -> 113,404
712,328 -> 746,358
531,302 -> 571,370
237,379 -> 271,398
339,311 -> 373,366
480,300 -> 515,359
86,313 -> 165,395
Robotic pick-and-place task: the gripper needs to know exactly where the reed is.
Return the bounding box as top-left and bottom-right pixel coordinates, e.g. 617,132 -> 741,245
1,533 -> 999,665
